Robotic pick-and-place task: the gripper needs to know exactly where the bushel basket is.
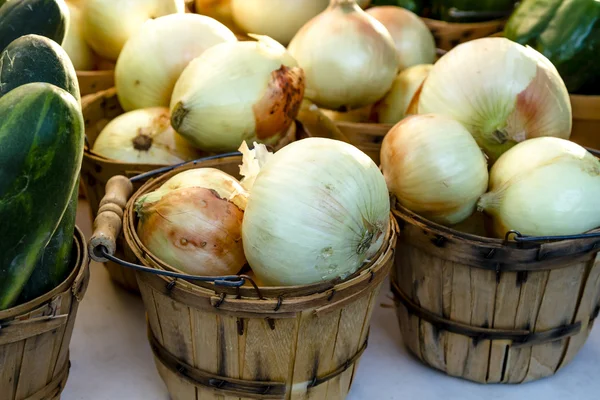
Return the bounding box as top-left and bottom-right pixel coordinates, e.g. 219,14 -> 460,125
391,200 -> 600,384
88,154 -> 397,399
0,226 -> 90,400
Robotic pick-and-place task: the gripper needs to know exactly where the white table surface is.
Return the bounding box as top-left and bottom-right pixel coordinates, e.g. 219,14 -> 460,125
62,201 -> 600,400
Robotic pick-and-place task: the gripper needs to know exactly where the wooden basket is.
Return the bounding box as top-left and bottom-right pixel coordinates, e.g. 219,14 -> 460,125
391,201 -> 600,384
88,155 -> 397,399
422,17 -> 507,51
0,226 -> 90,399
570,94 -> 600,150
333,122 -> 392,166
80,88 -> 323,293
76,70 -> 115,97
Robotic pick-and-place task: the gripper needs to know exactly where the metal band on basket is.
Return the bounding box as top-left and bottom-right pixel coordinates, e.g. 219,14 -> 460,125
148,326 -> 369,399
390,281 -> 599,348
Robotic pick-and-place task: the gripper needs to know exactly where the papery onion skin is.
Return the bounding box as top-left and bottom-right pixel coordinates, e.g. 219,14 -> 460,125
287,0 -> 399,111
63,2 -> 96,70
82,0 -> 184,61
366,6 -> 436,71
231,0 -> 329,46
381,114 -> 489,226
115,13 -> 237,112
418,37 -> 572,164
92,107 -> 202,164
136,186 -> 246,276
478,137 -> 600,238
372,64 -> 432,124
170,36 -> 304,152
241,138 -> 390,286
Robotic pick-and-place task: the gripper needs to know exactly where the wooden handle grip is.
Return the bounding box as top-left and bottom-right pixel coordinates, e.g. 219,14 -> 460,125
88,175 -> 133,262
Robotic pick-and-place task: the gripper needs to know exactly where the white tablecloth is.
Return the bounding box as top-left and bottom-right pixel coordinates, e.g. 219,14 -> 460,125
63,201 -> 600,400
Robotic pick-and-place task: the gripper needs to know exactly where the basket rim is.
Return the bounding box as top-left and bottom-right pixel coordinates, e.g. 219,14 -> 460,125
0,226 -> 87,321
122,154 -> 397,301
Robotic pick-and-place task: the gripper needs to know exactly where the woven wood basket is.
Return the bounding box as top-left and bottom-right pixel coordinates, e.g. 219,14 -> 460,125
88,154 -> 397,399
390,200 -> 600,384
422,17 -> 507,51
76,70 -> 115,97
570,94 -> 600,150
0,226 -> 90,400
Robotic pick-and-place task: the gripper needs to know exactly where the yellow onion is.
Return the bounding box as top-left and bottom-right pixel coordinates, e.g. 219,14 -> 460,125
418,37 -> 572,164
170,35 -> 304,152
115,14 -> 236,112
240,139 -> 390,286
478,137 -> 600,238
135,168 -> 247,276
381,114 -> 489,225
82,0 -> 184,61
366,6 -> 436,71
92,107 -> 202,164
63,2 -> 96,70
372,64 -> 432,124
287,0 -> 399,111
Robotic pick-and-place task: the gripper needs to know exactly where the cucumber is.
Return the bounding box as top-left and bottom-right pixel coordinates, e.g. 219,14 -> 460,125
17,186 -> 78,303
0,0 -> 69,53
0,82 -> 84,310
0,34 -> 80,103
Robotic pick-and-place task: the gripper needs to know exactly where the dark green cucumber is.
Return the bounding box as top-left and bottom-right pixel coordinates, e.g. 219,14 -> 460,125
17,186 -> 77,303
0,34 -> 80,103
0,82 -> 84,310
505,0 -> 600,94
0,0 -> 69,53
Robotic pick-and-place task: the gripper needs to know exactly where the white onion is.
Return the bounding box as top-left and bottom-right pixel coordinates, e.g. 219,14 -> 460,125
366,6 -> 436,71
231,0 -> 329,46
82,0 -> 184,61
92,107 -> 202,164
170,35 -> 304,152
115,13 -> 237,112
418,37 -> 572,163
381,114 -> 489,225
63,2 -> 96,70
240,139 -> 390,286
135,168 -> 247,276
287,0 -> 399,111
478,137 -> 600,238
372,64 -> 432,124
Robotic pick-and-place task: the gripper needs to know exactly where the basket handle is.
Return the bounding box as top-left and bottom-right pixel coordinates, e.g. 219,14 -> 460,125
88,175 -> 133,262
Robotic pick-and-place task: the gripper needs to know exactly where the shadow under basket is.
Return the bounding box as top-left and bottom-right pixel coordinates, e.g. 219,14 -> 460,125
89,154 -> 398,400
0,226 -> 90,399
80,88 -> 300,294
422,17 -> 507,51
390,203 -> 600,384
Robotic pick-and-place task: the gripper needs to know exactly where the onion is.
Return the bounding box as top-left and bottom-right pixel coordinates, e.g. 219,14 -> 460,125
194,0 -> 239,33
239,139 -> 390,286
287,0 -> 399,111
372,64 -> 432,124
366,6 -> 436,71
381,114 -> 489,225
231,0 -> 329,46
478,137 -> 600,238
417,37 -> 572,164
115,13 -> 236,112
82,0 -> 184,61
135,168 -> 247,276
63,2 -> 96,70
170,35 -> 304,152
92,107 -> 202,164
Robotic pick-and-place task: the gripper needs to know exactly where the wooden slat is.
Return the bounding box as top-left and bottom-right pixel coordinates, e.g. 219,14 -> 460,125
0,340 -> 25,399
445,264 -> 471,378
394,241 -> 420,357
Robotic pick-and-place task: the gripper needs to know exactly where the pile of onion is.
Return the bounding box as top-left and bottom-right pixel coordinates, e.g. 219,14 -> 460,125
416,37 -> 572,163
240,139 -> 390,286
478,137 -> 600,238
170,35 -> 305,152
92,108 -> 202,164
116,13 -> 236,112
288,0 -> 399,111
135,168 -> 247,276
82,0 -> 184,61
380,114 -> 489,226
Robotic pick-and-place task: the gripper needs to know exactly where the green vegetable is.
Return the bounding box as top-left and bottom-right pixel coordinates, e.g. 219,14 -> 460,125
0,0 -> 69,53
0,34 -> 80,102
0,82 -> 84,310
505,0 -> 600,94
